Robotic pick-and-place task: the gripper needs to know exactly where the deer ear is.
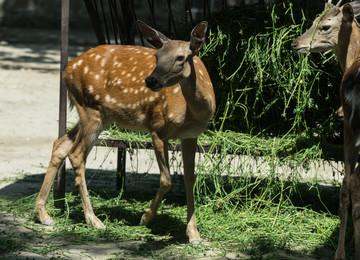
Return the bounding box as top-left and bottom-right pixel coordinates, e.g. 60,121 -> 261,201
190,21 -> 208,53
349,1 -> 360,17
342,3 -> 354,23
137,20 -> 170,49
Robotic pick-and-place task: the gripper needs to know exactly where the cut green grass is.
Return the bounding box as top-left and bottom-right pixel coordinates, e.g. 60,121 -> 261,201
0,171 -> 350,259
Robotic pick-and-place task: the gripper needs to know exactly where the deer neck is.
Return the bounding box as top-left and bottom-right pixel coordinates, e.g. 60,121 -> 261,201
336,22 -> 360,72
178,57 -> 215,120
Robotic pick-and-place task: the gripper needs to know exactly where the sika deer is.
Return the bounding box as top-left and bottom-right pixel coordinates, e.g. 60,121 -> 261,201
292,1 -> 360,259
35,21 -> 215,243
292,0 -> 360,72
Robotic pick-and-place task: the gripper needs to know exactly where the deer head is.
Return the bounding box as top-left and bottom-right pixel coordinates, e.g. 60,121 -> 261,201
291,0 -> 360,54
138,21 -> 208,92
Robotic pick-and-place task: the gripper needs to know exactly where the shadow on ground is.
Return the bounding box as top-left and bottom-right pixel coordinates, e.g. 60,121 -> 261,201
0,170 -> 353,259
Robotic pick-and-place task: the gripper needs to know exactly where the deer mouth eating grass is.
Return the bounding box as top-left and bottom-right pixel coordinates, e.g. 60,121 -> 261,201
35,20 -> 215,243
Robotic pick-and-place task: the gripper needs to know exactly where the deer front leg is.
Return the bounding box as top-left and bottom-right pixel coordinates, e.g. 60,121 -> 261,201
351,165 -> 360,260
336,173 -> 351,260
181,138 -> 201,243
140,133 -> 171,226
35,125 -> 79,225
335,131 -> 358,260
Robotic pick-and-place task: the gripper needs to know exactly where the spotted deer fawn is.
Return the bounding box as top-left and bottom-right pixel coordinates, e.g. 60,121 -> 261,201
292,1 -> 360,259
35,21 -> 215,243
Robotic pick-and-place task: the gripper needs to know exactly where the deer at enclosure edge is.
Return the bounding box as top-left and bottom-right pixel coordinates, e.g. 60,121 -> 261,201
34,20 -> 215,243
292,0 -> 360,259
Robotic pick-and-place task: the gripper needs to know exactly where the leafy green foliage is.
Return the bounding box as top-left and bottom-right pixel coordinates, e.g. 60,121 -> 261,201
199,2 -> 342,138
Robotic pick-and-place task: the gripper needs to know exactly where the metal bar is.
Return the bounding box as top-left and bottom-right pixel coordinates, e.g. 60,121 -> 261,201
100,0 -> 111,43
166,0 -> 178,38
84,0 -> 106,44
117,0 -> 129,44
116,148 -> 126,190
56,0 -> 70,209
204,0 -> 210,17
110,0 -> 125,44
222,0 -> 229,13
185,0 -> 193,27
147,0 -> 157,29
95,139 -> 223,154
108,0 -> 119,44
128,0 -> 144,46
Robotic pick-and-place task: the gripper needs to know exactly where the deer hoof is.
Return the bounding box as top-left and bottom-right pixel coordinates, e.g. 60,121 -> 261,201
189,239 -> 201,244
42,218 -> 55,226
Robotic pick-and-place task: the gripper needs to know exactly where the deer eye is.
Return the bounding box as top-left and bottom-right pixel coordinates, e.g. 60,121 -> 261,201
176,56 -> 185,62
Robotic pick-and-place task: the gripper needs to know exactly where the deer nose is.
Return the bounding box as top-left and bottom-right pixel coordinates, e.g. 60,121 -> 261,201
145,76 -> 157,88
291,40 -> 298,50
145,76 -> 161,91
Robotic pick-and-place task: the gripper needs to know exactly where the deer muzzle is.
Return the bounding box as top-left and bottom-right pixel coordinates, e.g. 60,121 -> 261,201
145,75 -> 163,92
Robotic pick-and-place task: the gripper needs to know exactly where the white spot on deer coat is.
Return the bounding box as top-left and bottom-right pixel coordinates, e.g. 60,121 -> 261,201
173,87 -> 180,94
84,66 -> 89,74
136,114 -> 145,124
88,85 -> 94,93
132,76 -> 137,81
95,95 -> 100,100
95,74 -> 100,80
124,88 -> 128,93
101,59 -> 106,67
77,60 -> 83,66
95,55 -> 101,60
149,96 -> 155,102
105,95 -> 111,102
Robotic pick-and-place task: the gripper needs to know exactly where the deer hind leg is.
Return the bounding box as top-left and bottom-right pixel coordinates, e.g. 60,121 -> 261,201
181,138 -> 201,243
35,125 -> 79,225
67,108 -> 104,228
140,133 -> 171,225
335,136 -> 358,260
